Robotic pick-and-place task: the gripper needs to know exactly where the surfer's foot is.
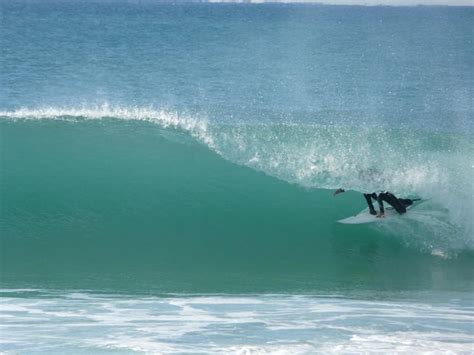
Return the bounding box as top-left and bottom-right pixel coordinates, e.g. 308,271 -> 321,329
369,209 -> 377,215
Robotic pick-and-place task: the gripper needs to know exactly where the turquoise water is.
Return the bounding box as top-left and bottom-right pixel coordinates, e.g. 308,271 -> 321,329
1,1 -> 473,353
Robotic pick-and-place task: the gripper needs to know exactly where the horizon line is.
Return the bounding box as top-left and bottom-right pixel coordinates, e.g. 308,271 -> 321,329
3,0 -> 473,6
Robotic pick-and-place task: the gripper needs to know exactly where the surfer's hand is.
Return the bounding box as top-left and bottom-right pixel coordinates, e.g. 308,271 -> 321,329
333,188 -> 345,196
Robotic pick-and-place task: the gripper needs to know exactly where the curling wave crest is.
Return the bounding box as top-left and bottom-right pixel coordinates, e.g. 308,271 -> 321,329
1,105 -> 473,251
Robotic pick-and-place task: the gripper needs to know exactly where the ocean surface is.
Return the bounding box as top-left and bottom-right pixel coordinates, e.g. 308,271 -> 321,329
1,1 -> 473,353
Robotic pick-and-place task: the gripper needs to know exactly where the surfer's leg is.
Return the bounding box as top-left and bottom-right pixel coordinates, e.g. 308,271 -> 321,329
379,192 -> 406,214
399,198 -> 413,207
364,193 -> 377,215
377,193 -> 385,214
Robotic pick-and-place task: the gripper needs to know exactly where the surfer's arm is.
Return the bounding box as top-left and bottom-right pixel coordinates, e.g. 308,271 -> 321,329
333,188 -> 345,196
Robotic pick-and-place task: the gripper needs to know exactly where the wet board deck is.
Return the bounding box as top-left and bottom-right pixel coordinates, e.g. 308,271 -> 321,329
337,202 -> 420,225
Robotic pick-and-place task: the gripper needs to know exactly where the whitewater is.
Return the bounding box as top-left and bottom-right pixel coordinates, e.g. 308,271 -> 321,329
1,1 -> 473,353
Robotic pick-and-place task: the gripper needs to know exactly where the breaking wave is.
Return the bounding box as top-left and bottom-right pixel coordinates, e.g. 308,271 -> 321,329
1,105 -> 473,293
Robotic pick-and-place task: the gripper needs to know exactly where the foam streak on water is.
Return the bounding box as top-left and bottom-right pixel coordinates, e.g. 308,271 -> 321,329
0,290 -> 473,354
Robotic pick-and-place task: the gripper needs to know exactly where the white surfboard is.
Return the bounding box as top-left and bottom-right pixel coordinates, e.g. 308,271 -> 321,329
337,202 -> 419,225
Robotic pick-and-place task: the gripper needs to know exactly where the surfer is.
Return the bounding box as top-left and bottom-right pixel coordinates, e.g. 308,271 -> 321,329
376,191 -> 416,217
333,189 -> 415,218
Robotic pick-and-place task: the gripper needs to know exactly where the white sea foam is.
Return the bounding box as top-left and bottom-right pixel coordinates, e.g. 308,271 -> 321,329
0,105 -> 215,148
1,291 -> 473,354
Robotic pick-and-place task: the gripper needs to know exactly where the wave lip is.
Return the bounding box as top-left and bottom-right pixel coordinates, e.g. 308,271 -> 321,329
0,104 -> 215,147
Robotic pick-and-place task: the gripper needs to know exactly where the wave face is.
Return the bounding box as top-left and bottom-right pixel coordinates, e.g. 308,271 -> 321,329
1,108 -> 473,293
1,3 -> 473,294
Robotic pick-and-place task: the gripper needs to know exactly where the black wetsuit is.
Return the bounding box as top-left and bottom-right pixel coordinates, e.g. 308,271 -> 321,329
364,192 -> 414,215
364,193 -> 378,215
